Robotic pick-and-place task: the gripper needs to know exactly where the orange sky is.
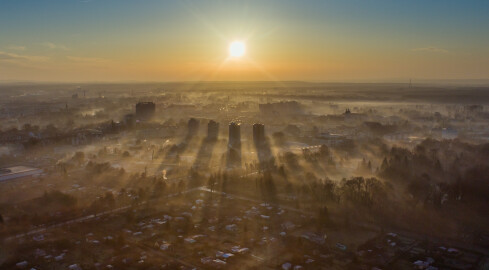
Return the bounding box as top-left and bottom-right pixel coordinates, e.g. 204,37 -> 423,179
1,1 -> 489,82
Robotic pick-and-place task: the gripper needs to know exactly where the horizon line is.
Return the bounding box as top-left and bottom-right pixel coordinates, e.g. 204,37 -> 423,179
1,78 -> 489,86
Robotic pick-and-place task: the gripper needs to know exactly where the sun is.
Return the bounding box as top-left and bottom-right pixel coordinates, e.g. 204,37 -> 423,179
229,41 -> 245,58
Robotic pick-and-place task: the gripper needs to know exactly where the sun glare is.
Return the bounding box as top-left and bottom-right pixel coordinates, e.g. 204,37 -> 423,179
229,41 -> 245,58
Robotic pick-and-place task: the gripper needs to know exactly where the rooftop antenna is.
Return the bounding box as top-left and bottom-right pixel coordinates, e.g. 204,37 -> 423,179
409,79 -> 412,88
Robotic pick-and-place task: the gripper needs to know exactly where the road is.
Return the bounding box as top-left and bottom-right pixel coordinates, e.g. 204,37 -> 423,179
3,187 -> 202,242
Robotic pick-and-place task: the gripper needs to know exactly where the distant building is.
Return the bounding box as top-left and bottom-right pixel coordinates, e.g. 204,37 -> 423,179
442,127 -> 458,139
0,166 -> 43,183
123,114 -> 135,128
207,120 -> 219,140
165,104 -> 197,112
316,132 -> 346,146
228,122 -> 241,149
253,123 -> 265,146
259,101 -> 303,115
188,118 -> 200,137
284,124 -> 301,137
464,104 -> 483,113
71,128 -> 103,145
135,102 -> 155,120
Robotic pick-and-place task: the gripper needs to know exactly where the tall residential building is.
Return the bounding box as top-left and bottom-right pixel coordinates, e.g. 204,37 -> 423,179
207,120 -> 219,140
228,122 -> 242,167
253,123 -> 265,146
228,122 -> 241,149
188,118 -> 200,136
135,102 -> 155,120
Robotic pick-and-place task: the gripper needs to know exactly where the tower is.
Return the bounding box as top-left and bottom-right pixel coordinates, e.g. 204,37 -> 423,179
207,120 -> 219,140
253,123 -> 265,147
135,102 -> 156,120
188,118 -> 200,137
227,122 -> 242,167
228,122 -> 241,149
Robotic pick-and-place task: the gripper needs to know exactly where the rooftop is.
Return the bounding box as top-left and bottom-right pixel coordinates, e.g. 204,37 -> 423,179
0,166 -> 43,182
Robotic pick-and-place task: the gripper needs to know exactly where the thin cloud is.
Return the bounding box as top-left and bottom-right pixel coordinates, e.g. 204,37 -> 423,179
411,47 -> 449,53
66,56 -> 114,71
66,56 -> 111,64
0,51 -> 49,62
7,45 -> 26,51
41,42 -> 69,51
